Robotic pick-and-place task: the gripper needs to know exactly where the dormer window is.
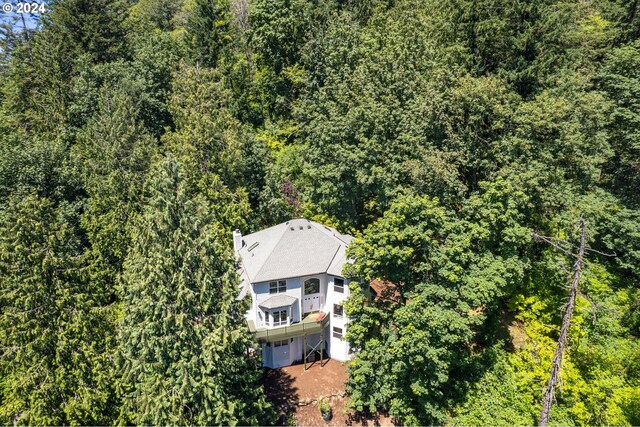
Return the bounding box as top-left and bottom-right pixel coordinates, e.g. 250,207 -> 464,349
269,280 -> 287,294
334,278 -> 345,293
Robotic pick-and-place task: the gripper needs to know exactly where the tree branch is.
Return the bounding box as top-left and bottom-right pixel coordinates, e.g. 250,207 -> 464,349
539,220 -> 588,427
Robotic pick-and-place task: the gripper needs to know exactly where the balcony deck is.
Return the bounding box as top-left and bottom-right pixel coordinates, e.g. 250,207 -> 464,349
248,312 -> 329,343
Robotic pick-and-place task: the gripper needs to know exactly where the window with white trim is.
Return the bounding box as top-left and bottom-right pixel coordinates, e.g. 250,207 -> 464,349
269,280 -> 287,294
334,278 -> 345,293
304,278 -> 320,294
272,339 -> 288,347
333,304 -> 343,318
272,309 -> 288,326
333,326 -> 343,338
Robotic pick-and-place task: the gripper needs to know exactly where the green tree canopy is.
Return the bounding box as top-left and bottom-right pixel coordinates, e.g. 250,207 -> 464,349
0,194 -> 117,425
118,156 -> 273,425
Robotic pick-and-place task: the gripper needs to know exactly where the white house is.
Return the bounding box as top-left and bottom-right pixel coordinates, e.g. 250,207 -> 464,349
234,218 -> 353,369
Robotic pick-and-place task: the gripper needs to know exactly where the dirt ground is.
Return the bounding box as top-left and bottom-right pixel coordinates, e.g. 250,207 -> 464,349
262,359 -> 394,426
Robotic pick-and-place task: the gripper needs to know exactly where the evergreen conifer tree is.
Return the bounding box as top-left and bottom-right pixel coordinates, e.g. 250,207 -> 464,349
185,0 -> 233,67
118,156 -> 273,426
163,64 -> 252,233
0,194 -> 117,425
76,86 -> 157,291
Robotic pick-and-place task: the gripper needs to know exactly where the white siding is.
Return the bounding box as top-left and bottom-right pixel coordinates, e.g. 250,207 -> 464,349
249,274 -> 352,366
253,277 -> 302,327
327,276 -> 351,361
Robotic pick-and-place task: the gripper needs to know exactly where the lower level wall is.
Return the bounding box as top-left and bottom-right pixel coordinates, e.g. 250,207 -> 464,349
260,324 -> 351,368
329,334 -> 350,361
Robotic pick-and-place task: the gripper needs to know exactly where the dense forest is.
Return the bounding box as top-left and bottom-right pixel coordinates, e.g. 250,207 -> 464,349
0,0 -> 639,425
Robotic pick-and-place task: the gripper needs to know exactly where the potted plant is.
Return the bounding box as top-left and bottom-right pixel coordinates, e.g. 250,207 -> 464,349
286,411 -> 298,426
318,397 -> 332,421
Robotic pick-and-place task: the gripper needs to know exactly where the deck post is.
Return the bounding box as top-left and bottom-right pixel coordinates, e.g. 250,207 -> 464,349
320,327 -> 324,368
304,334 -> 307,371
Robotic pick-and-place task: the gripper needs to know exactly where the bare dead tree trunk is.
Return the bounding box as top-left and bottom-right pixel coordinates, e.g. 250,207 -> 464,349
230,0 -> 254,80
538,220 -> 588,427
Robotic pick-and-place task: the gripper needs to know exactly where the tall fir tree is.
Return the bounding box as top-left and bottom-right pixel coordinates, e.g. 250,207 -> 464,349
599,40 -> 640,207
118,156 -> 273,426
75,86 -> 157,293
47,0 -> 129,63
0,194 -> 117,425
185,0 -> 233,67
163,64 -> 252,232
2,0 -> 130,136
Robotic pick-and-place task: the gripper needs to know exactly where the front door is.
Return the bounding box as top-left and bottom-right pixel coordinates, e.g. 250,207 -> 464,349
303,294 -> 320,313
272,340 -> 290,368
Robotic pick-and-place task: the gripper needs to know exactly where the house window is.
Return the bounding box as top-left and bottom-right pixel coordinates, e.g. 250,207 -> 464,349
304,278 -> 320,295
333,304 -> 343,318
272,309 -> 288,326
333,327 -> 343,339
263,310 -> 269,326
334,278 -> 345,293
272,339 -> 288,347
269,280 -> 286,294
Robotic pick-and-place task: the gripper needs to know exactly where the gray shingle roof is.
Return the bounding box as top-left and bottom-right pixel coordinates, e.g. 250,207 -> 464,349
258,294 -> 298,309
237,267 -> 251,300
237,218 -> 353,284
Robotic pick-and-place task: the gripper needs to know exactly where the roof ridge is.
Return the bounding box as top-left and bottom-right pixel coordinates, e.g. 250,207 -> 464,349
241,221 -> 290,283
325,245 -> 342,277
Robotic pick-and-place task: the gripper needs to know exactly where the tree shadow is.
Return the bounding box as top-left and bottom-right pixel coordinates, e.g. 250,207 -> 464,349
346,410 -> 390,426
494,307 -> 519,353
262,368 -> 299,426
293,348 -> 330,370
446,305 -> 521,410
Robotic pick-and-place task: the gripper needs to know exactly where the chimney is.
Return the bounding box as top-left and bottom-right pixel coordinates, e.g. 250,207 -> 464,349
233,229 -> 243,252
